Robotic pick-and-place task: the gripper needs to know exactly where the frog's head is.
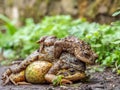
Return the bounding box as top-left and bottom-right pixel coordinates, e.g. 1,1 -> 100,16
37,36 -> 57,46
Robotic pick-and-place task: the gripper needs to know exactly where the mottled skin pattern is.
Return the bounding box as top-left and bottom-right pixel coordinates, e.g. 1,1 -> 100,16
54,36 -> 98,64
1,36 -> 57,85
1,36 -> 98,85
45,52 -> 86,83
48,52 -> 86,74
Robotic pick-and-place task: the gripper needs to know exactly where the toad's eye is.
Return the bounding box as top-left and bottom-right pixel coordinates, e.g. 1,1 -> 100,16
83,50 -> 90,56
74,59 -> 78,62
87,46 -> 91,50
69,69 -> 75,72
84,50 -> 88,54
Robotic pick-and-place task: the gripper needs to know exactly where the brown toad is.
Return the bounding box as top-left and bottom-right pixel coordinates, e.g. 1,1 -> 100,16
54,36 -> 98,64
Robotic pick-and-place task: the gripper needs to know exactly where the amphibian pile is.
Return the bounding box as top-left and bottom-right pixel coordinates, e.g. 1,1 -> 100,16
1,36 -> 98,85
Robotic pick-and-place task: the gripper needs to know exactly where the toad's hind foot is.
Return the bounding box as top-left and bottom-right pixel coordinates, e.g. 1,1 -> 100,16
65,72 -> 86,81
1,68 -> 12,86
1,75 -> 10,86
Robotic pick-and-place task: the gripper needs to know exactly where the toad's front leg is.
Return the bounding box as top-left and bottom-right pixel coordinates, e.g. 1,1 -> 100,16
64,72 -> 86,81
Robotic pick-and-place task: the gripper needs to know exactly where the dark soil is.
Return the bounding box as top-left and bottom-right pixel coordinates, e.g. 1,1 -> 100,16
0,66 -> 120,90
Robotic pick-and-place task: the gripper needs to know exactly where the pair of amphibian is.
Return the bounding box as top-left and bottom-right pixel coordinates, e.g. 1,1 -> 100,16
1,36 -> 98,85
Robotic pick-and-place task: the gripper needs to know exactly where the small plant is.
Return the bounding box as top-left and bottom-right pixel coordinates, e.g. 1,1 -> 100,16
52,75 -> 64,86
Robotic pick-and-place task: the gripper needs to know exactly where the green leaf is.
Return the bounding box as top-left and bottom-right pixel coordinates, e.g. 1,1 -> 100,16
117,70 -> 120,75
0,14 -> 17,35
111,40 -> 120,44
